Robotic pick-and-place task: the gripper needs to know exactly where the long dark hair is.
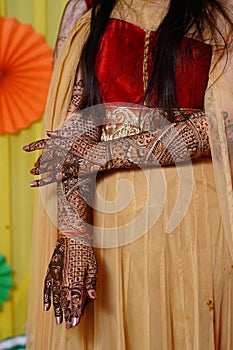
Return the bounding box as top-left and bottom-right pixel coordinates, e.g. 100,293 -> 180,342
80,0 -> 233,119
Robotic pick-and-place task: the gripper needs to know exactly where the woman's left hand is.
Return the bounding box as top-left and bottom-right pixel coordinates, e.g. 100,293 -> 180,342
23,131 -> 98,187
44,234 -> 98,328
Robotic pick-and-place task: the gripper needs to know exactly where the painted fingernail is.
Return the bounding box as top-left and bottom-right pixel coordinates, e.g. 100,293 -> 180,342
30,168 -> 39,175
88,290 -> 97,299
72,317 -> 79,327
66,322 -> 72,329
47,131 -> 52,137
56,316 -> 62,325
30,181 -> 39,187
23,145 -> 30,151
44,303 -> 50,311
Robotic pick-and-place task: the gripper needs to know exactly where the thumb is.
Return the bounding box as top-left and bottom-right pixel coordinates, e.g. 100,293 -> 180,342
87,289 -> 97,299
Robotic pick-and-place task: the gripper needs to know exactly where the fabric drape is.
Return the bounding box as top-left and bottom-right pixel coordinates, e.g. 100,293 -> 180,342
0,0 -> 67,341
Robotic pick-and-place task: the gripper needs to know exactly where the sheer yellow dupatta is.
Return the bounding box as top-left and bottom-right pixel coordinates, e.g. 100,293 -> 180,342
205,53 -> 233,257
42,10 -> 91,134
26,10 -> 92,350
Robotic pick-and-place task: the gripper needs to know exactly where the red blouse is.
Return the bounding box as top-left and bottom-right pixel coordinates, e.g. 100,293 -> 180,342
95,19 -> 212,108
85,0 -> 93,9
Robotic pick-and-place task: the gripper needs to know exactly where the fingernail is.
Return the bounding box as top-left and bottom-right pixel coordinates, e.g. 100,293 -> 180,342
88,290 -> 97,299
72,317 -> 79,327
56,316 -> 62,325
30,168 -> 39,175
47,131 -> 52,137
44,303 -> 50,311
23,145 -> 30,151
66,322 -> 72,329
30,181 -> 39,187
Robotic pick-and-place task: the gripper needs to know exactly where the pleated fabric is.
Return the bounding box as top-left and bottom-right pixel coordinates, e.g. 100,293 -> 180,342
27,160 -> 233,349
92,160 -> 233,350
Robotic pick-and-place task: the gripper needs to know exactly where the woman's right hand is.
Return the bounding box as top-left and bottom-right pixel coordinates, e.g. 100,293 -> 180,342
44,234 -> 98,328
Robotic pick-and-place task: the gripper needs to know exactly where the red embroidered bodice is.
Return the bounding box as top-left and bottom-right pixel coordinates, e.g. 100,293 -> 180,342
95,19 -> 212,108
84,1 -> 211,107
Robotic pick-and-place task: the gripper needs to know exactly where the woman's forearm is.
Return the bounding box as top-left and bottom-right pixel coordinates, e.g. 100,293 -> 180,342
71,112 -> 211,175
25,111 -> 210,185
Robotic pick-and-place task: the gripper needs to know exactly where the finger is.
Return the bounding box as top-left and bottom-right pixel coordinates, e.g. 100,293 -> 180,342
43,275 -> 52,311
23,139 -> 48,152
70,288 -> 85,327
30,160 -> 62,176
34,149 -> 59,167
30,165 -> 60,176
47,130 -> 80,139
31,152 -> 78,176
85,250 -> 98,292
52,285 -> 63,325
61,287 -> 73,328
30,162 -> 81,186
31,148 -> 70,176
30,173 -> 63,187
60,286 -> 82,329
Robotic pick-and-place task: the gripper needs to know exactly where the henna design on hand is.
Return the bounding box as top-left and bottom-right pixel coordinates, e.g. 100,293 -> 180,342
44,234 -> 97,328
26,78 -> 98,328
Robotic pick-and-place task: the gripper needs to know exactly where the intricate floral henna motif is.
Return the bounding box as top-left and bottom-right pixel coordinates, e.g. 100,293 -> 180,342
44,235 -> 97,328
68,111 -> 211,172
25,109 -> 211,186
41,79 -> 98,328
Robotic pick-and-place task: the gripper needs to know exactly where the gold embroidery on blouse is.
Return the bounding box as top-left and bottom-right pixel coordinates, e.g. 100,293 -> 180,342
101,106 -> 203,141
143,30 -> 151,101
101,106 -> 167,141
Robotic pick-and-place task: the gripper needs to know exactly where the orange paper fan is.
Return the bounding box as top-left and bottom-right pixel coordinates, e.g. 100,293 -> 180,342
0,16 -> 53,134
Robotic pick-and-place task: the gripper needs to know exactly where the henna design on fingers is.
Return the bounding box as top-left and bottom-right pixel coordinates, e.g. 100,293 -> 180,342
43,235 -> 98,328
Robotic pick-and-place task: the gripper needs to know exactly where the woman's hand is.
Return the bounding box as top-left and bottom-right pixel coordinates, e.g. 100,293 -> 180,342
24,132 -> 101,186
23,109 -> 102,186
23,132 -> 84,186
44,234 -> 97,328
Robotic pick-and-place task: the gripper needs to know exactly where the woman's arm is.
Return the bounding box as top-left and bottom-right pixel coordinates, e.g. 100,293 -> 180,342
44,176 -> 98,328
36,77 -> 100,328
24,110 -> 210,186
70,111 -> 210,171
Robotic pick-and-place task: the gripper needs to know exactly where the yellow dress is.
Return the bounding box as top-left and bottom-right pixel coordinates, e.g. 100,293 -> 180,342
26,1 -> 233,349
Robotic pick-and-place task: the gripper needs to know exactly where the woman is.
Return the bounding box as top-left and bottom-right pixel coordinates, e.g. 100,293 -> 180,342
25,0 -> 233,349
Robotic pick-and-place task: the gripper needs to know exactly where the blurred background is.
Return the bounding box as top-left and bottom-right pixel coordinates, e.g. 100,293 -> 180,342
0,0 -> 67,343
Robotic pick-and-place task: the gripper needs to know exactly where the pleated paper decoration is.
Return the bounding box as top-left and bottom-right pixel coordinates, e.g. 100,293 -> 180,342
0,16 -> 53,134
0,254 -> 13,309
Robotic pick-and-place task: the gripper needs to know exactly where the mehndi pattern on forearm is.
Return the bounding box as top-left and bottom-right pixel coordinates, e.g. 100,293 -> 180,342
57,76 -> 101,234
68,110 -> 211,175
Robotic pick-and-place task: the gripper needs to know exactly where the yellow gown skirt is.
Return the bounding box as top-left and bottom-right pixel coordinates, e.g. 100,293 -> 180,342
27,159 -> 233,349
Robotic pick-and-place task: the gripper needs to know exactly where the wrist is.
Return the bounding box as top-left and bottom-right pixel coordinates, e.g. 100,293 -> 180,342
58,231 -> 93,245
